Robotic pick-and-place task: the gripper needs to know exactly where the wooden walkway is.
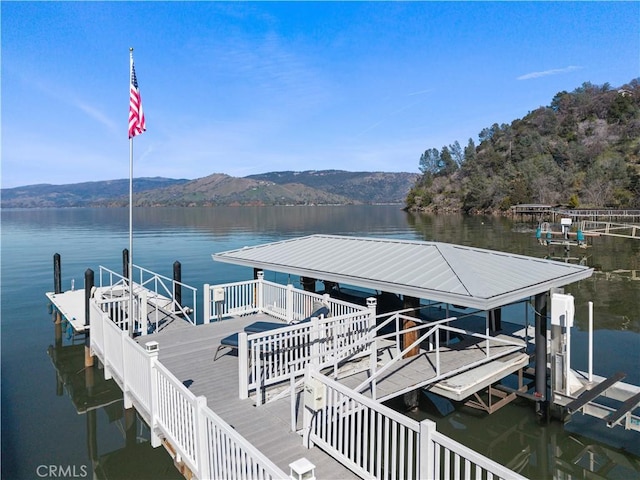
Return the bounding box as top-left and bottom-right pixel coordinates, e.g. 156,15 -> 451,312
137,316 -> 360,479
135,314 -> 528,478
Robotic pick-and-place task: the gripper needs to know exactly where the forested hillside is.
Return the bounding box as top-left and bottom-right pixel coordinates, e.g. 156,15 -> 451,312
405,80 -> 640,213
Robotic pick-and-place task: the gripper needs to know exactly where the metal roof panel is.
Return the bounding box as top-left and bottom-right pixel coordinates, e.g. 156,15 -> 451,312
213,235 -> 593,310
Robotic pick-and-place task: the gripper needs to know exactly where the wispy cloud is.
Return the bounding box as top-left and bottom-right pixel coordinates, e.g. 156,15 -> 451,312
407,88 -> 433,97
517,65 -> 583,80
74,101 -> 118,133
355,90 -> 433,137
10,68 -> 119,135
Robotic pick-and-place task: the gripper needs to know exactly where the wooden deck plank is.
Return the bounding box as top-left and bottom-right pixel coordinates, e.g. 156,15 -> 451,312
135,312 -> 526,479
139,315 -> 360,479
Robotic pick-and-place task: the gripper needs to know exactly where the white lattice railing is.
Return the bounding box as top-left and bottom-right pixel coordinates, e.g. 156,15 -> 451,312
305,367 -> 527,480
89,300 -> 288,480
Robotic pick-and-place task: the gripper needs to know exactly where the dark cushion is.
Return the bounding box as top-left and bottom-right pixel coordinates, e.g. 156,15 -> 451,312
220,333 -> 239,348
245,321 -> 287,333
311,305 -> 330,318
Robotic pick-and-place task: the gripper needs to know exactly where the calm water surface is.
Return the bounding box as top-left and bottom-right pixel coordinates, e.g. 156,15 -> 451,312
2,206 -> 638,479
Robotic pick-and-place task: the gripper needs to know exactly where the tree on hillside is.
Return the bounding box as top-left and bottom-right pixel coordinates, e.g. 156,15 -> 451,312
406,79 -> 640,212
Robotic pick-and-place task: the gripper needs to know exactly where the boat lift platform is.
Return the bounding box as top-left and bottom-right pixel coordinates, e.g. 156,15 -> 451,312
47,286 -> 180,335
340,334 -> 528,406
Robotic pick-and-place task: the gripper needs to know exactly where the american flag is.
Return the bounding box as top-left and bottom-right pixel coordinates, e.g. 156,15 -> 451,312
128,57 -> 146,139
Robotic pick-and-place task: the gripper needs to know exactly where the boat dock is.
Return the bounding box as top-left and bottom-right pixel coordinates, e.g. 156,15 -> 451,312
46,235 -> 640,480
511,204 -> 640,222
49,270 -> 530,477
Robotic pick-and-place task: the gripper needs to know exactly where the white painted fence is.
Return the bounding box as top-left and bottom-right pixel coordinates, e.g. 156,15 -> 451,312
89,299 -> 287,480
240,307 -> 375,405
204,275 -> 369,324
356,312 -> 525,400
98,265 -> 197,332
304,367 -> 527,480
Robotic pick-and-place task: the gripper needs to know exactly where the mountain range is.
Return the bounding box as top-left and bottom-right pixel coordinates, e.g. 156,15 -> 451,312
1,170 -> 417,208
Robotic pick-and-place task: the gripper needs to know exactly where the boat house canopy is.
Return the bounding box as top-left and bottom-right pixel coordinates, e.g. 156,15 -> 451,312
213,234 -> 594,311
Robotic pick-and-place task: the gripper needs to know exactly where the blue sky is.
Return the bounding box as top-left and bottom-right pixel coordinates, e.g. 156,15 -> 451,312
2,2 -> 638,188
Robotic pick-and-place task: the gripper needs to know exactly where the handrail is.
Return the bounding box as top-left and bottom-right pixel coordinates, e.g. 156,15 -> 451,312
132,264 -> 197,323
353,320 -> 445,395
89,294 -> 288,480
204,278 -> 369,324
98,265 -> 197,329
352,314 -> 525,398
244,309 -> 374,405
305,367 -> 526,480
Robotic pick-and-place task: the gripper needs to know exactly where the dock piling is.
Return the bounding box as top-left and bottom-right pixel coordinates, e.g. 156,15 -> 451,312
173,261 -> 182,307
534,292 -> 549,421
54,253 -> 62,294
123,248 -> 130,279
52,254 -> 63,345
84,269 -> 95,368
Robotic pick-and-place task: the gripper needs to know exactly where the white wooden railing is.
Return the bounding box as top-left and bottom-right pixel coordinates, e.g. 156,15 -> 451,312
239,307 -> 376,405
98,265 -> 197,333
354,312 -> 525,400
89,299 -> 287,480
304,367 -> 527,480
204,274 -> 369,324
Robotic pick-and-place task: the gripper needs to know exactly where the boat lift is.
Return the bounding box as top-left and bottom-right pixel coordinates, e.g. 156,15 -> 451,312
549,293 -> 640,432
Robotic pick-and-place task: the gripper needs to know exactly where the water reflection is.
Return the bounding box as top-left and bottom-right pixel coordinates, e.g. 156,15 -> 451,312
47,313 -> 181,480
393,395 -> 640,479
4,206 -> 637,479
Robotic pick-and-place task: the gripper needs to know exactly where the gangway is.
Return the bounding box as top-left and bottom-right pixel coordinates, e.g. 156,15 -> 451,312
580,220 -> 640,240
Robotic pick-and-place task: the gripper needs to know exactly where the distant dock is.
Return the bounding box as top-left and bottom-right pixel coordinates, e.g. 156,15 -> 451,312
511,204 -> 640,222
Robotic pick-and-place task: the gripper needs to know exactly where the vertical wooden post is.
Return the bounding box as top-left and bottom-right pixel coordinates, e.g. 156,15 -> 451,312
123,248 -> 130,279
53,253 -> 62,294
203,284 -> 211,324
286,284 -> 294,323
490,308 -> 502,332
86,409 -> 98,463
402,295 -> 420,410
402,296 -> 420,357
238,332 -> 249,400
85,269 -> 95,368
145,341 -> 161,448
301,276 -> 316,293
535,292 -> 549,421
53,253 -> 64,346
367,298 -> 378,399
257,271 -> 264,312
125,407 -> 137,447
173,261 -> 182,308
419,419 -> 436,480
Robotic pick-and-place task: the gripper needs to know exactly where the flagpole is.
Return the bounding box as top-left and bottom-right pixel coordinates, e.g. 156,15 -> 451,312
128,47 -> 145,337
129,48 -> 134,338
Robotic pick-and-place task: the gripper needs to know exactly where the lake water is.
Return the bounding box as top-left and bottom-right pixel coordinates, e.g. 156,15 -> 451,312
2,206 -> 639,479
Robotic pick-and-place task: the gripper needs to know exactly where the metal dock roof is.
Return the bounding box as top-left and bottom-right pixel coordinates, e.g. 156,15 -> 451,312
212,234 -> 594,310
